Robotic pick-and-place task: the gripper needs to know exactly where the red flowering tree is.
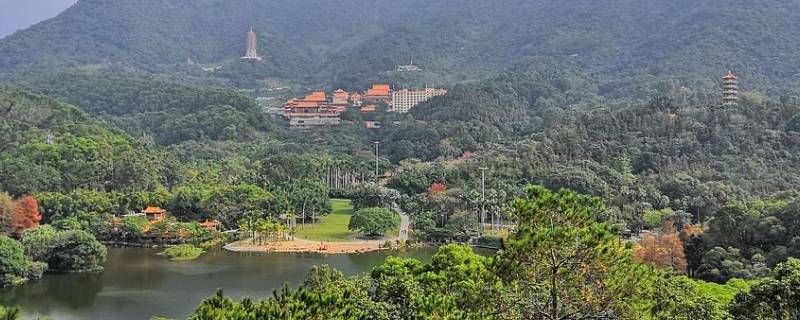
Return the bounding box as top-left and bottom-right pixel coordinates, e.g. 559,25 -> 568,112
12,196 -> 41,235
429,182 -> 447,195
634,222 -> 687,273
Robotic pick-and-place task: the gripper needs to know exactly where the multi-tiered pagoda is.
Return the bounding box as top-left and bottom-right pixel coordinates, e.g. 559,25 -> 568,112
722,71 -> 739,106
241,26 -> 262,61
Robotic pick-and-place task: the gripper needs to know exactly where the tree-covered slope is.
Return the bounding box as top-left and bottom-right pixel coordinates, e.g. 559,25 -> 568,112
1,0 -> 800,92
0,87 -> 168,196
381,72 -> 800,230
21,72 -> 282,146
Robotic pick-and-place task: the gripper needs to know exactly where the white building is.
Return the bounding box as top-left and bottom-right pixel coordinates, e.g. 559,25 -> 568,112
391,88 -> 447,113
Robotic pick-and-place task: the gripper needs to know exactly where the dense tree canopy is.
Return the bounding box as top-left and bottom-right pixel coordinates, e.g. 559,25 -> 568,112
348,207 -> 399,237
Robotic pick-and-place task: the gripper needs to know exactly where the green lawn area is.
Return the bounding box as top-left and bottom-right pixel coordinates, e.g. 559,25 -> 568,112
296,199 -> 357,242
295,199 -> 401,241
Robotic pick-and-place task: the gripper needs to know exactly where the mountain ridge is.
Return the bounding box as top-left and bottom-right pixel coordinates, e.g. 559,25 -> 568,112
1,0 -> 799,94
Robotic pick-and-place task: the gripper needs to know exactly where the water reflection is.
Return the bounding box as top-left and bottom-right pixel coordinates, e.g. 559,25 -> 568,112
0,246 -> 441,320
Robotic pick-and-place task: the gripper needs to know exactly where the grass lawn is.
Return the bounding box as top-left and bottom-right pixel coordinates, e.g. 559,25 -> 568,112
296,199 -> 357,242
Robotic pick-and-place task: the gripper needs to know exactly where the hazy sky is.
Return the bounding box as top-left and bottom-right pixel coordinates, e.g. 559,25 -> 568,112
0,0 -> 77,38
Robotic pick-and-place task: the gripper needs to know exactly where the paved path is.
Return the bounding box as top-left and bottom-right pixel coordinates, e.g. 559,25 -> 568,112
392,202 -> 410,242
225,237 -> 389,254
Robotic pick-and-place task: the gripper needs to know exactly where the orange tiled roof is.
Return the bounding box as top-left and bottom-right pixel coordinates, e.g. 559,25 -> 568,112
296,101 -> 320,108
143,206 -> 166,214
361,105 -> 377,112
365,84 -> 391,97
304,91 -> 327,102
723,71 -> 737,80
200,219 -> 221,228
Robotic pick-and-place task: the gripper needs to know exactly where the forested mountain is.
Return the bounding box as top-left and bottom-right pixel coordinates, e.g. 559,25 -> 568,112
2,0 -> 800,93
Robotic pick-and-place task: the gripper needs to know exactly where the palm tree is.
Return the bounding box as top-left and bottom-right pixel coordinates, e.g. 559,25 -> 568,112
257,219 -> 272,244
238,217 -> 255,244
276,223 -> 288,241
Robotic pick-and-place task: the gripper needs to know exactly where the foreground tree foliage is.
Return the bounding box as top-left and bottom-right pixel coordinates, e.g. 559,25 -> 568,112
189,245 -> 501,320
729,258 -> 800,319
495,186 -> 649,319
0,306 -> 21,320
187,186 -> 659,319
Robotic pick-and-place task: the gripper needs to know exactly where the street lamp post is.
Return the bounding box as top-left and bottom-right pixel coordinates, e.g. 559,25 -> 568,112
479,167 -> 487,234
374,141 -> 380,180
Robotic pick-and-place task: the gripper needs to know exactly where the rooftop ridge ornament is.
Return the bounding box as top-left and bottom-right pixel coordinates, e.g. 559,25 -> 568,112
241,26 -> 262,62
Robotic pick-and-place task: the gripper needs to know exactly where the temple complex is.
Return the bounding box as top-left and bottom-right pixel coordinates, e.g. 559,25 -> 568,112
281,84 -> 446,128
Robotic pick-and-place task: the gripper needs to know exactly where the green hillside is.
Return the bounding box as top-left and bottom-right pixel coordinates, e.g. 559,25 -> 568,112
22,72 -> 281,146
0,87 -> 167,195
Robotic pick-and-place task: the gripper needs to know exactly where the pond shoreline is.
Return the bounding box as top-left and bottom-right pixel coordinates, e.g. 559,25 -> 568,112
1,246 -> 442,320
223,238 -> 403,254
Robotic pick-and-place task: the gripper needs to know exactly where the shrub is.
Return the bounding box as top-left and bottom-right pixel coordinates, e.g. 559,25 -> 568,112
21,225 -> 56,262
47,230 -> 107,272
161,244 -> 205,261
0,236 -> 28,287
121,216 -> 149,237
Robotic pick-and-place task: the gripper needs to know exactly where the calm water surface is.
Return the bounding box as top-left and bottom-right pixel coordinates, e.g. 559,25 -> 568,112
0,247 -> 441,320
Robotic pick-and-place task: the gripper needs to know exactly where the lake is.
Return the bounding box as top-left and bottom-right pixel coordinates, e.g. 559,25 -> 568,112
0,246 -> 443,320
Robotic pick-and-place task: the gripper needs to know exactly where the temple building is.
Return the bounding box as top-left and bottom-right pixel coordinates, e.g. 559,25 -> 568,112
142,206 -> 167,222
360,104 -> 377,112
331,89 -> 350,112
283,91 -> 341,129
722,71 -> 739,106
363,84 -> 392,105
350,93 -> 363,107
241,27 -> 262,61
391,87 -> 448,113
200,219 -> 221,231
